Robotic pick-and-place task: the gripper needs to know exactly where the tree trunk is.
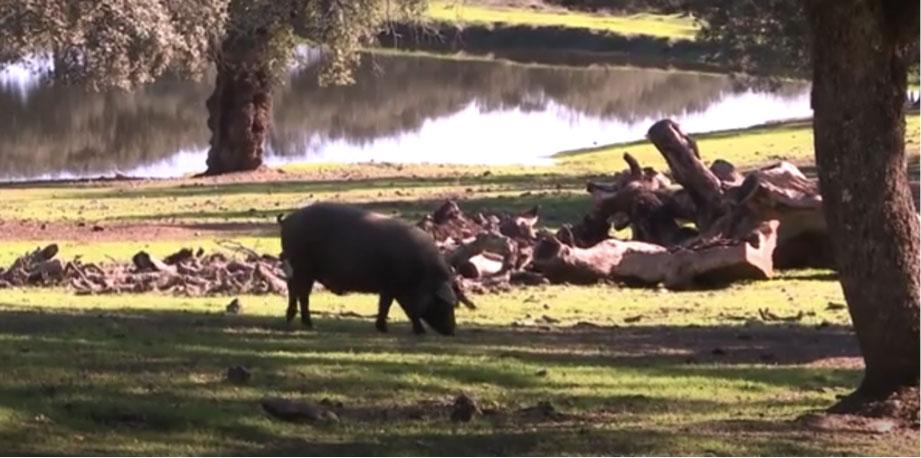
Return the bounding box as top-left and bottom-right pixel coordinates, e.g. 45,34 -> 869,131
804,0 -> 920,399
203,37 -> 273,175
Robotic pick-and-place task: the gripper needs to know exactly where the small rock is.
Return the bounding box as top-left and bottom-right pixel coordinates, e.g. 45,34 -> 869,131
225,298 -> 242,314
736,333 -> 753,341
574,321 -> 599,329
624,314 -> 644,324
319,398 -> 344,409
451,393 -> 480,423
535,369 -> 548,377
261,397 -> 338,423
540,315 -> 559,324
91,225 -> 104,232
826,302 -> 846,311
519,400 -> 560,419
226,365 -> 251,384
711,348 -> 727,356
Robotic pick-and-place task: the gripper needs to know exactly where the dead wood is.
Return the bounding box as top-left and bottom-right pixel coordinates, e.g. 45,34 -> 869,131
647,120 -> 727,230
532,221 -> 777,288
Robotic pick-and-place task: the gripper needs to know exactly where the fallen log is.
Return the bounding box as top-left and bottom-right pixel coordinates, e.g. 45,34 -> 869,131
447,232 -> 518,277
647,120 -> 727,230
533,220 -> 778,288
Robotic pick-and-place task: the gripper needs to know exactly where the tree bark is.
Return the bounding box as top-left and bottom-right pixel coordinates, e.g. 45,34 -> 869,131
804,0 -> 920,399
203,36 -> 273,175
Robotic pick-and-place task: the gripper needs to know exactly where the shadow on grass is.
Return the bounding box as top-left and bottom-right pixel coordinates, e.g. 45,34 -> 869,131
0,304 -> 866,455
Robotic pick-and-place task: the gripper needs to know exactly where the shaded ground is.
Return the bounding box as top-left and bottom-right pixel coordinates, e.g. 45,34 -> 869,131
0,299 -> 916,455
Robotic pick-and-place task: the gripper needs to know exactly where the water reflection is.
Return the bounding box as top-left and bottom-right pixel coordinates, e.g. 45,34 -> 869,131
0,52 -> 810,180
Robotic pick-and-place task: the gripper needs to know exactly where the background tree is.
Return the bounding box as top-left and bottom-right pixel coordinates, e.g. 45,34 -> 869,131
202,0 -> 426,174
691,0 -> 920,418
0,0 -> 425,175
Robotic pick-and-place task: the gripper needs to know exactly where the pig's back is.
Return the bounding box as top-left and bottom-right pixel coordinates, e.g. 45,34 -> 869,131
281,203 -> 448,294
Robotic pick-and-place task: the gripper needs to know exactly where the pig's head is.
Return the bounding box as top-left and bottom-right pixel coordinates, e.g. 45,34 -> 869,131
420,281 -> 458,335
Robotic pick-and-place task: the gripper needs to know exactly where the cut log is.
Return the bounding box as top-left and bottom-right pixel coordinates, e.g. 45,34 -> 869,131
697,161 -> 831,268
446,232 -> 518,275
458,254 -> 505,279
532,220 -> 777,288
533,235 -> 669,285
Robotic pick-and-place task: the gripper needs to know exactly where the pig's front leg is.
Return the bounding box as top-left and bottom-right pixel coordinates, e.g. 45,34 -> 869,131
376,294 -> 393,333
297,279 -> 314,328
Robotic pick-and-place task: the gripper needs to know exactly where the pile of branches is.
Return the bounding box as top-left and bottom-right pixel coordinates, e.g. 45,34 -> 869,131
0,243 -> 288,296
533,119 -> 830,288
419,118 -> 831,291
417,201 -> 549,293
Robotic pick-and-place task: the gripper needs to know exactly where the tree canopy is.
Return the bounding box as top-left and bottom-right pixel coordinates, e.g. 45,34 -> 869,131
687,0 -> 918,80
0,0 -> 425,90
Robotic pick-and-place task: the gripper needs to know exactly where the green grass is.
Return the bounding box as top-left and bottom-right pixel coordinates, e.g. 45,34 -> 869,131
1,281 -> 914,456
426,1 -> 698,40
1,117 -> 919,454
558,114 -> 921,172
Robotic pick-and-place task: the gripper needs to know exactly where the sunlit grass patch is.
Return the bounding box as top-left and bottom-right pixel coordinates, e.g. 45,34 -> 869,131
558,114 -> 921,172
426,1 -> 698,40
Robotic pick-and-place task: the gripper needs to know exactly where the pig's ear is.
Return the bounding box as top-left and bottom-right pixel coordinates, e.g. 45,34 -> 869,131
435,281 -> 457,305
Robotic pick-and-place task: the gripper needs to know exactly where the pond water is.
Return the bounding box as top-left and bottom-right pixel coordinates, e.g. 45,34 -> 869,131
0,51 -> 811,181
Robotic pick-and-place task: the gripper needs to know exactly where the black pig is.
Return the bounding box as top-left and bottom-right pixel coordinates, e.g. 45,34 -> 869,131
278,203 -> 458,335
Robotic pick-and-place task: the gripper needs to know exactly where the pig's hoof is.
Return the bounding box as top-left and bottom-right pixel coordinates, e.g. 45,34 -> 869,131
375,320 -> 388,333
302,320 -> 313,329
412,324 -> 426,335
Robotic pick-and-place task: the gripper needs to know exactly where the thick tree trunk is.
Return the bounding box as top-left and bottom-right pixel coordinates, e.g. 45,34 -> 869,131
805,0 -> 920,399
203,38 -> 273,175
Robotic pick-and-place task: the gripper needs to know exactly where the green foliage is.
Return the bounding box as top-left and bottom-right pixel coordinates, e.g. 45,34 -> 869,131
0,0 -> 228,89
0,0 -> 427,90
685,0 -> 810,78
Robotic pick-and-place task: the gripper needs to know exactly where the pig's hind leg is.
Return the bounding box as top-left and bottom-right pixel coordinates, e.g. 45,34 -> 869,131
286,272 -> 315,328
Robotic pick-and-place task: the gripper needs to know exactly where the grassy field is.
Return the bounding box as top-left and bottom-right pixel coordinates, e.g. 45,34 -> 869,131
0,118 -> 919,455
426,0 -> 698,40
558,114 -> 921,172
